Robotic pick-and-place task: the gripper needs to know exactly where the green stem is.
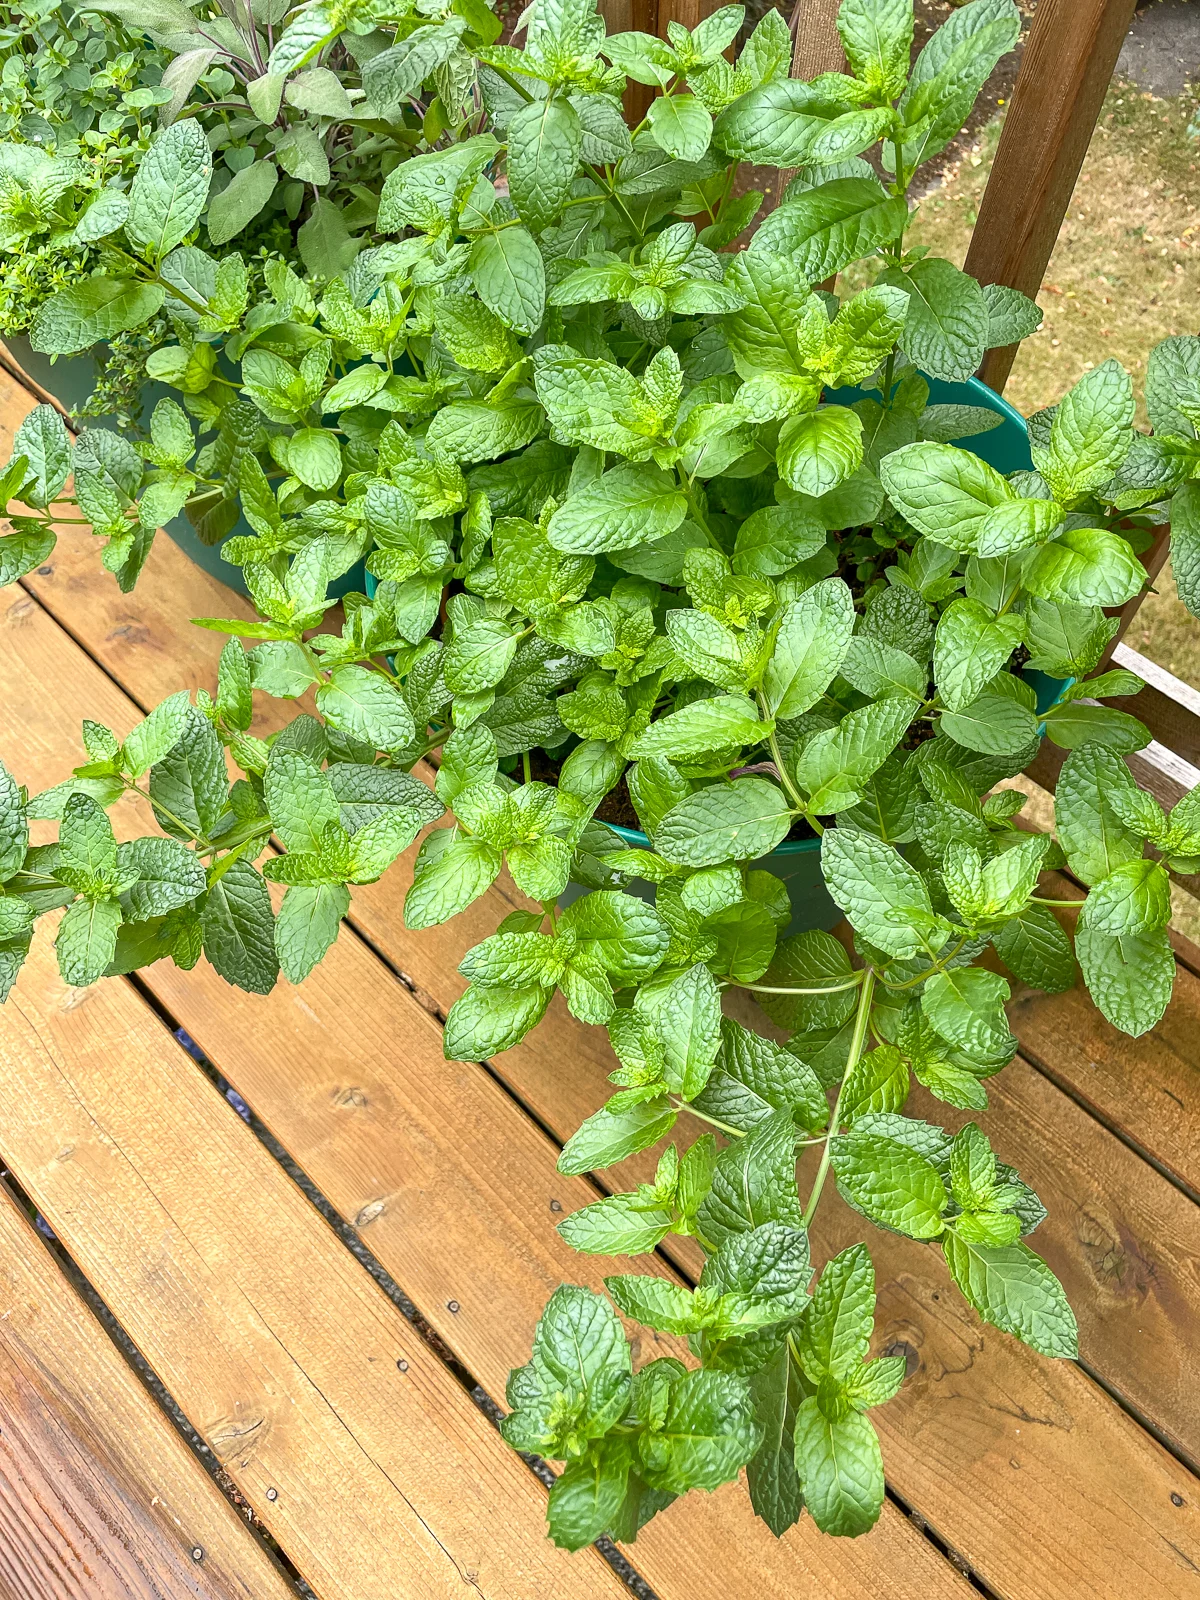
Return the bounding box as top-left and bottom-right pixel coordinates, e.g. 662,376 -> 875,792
879,934 -> 971,992
671,1098 -> 745,1139
801,968 -> 876,1228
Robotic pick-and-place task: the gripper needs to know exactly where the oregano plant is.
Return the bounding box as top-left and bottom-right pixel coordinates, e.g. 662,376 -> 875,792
2,0 -> 1200,1553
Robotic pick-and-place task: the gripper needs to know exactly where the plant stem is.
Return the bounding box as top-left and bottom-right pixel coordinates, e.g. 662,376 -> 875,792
801,968 -> 875,1228
671,1098 -> 745,1138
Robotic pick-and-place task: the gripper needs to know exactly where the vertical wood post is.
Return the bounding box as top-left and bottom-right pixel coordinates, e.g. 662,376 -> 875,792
964,0 -> 1138,393
596,0 -> 659,122
770,0 -> 847,211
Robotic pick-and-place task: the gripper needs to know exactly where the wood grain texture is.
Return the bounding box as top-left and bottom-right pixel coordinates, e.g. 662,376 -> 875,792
1109,642 -> 1200,770
0,1185 -> 295,1600
770,0 -> 847,214
905,1066 -> 1200,1469
1,562 -> 973,1600
9,532 -> 1200,1600
0,934 -> 628,1600
965,0 -> 1140,391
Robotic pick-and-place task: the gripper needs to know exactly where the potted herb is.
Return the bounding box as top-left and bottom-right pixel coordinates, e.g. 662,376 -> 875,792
3,0 -> 1200,1556
1,0 -> 496,584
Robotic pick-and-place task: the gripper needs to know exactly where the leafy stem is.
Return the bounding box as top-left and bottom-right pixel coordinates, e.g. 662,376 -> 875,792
801,968 -> 876,1228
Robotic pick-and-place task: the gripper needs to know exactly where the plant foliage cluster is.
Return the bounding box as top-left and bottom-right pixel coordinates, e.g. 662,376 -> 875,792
2,0 -> 1200,1553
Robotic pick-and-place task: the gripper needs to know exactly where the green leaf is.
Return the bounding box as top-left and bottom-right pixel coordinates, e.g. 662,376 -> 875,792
715,79 -> 892,168
558,1194 -> 674,1255
752,177 -> 908,283
1075,925 -> 1174,1038
317,667 -> 416,753
794,696 -> 916,814
1023,528 -> 1145,609
747,1344 -> 804,1536
59,792 -> 118,883
982,282 -> 1043,348
443,980 -> 552,1058
507,96 -> 582,229
649,962 -> 722,1100
696,1110 -> 804,1247
648,93 -> 713,161
1079,859 -> 1171,937
274,882 -> 349,984
694,1016 -> 829,1135
878,441 -> 1013,554
894,0 -> 1020,171
655,779 -> 793,868
433,294 -> 519,374
547,463 -> 687,554
777,407 -> 864,498
797,1243 -> 874,1382
763,578 -> 855,717
943,1234 -> 1078,1358
1034,358 -> 1134,501
404,831 -> 502,929
1054,745 -> 1144,886
1042,701 -> 1150,755
265,750 -> 339,856
630,695 -> 764,761
922,966 -> 1015,1062
547,1446 -> 632,1552
13,404 -> 71,508
892,257 -> 988,384
201,858 -> 279,994
938,688 -> 1038,757
298,196 -> 362,279
470,225 -> 546,335
206,159 -> 278,246
0,759 -> 29,883
115,836 -> 206,922
992,905 -> 1075,996
831,1126 -> 948,1238
638,1368 -> 762,1496
837,0 -> 913,98
821,827 -> 948,960
732,501 -> 825,577
558,890 -> 669,984
841,1043 -> 909,1123
127,118 -> 212,258
122,691 -> 192,778
933,599 -> 1025,712
31,279 -> 166,355
56,894 -> 123,988
558,1098 -> 678,1176
793,1400 -> 884,1537
606,1274 -> 698,1335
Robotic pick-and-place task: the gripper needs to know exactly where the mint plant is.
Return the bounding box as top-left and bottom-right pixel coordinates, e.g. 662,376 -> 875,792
2,0 -> 1199,1555
0,0 -> 495,394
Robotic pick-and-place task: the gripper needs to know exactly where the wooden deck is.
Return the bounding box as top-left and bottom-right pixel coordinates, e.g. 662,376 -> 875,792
0,361 -> 1197,1600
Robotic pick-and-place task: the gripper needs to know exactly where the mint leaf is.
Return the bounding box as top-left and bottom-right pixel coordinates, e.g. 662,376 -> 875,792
943,1234 -> 1078,1358
794,1401 -> 884,1537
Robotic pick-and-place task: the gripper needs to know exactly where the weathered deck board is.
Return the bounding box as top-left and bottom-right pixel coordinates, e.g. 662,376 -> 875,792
0,926 -> 629,1600
0,1184 -> 295,1600
2,560 -> 973,1600
9,520 -> 1200,1596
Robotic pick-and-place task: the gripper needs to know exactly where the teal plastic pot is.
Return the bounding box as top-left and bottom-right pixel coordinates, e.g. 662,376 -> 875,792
4,333 -> 366,599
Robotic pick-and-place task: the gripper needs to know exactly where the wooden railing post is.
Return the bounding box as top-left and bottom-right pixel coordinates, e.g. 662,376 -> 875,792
770,0 -> 846,211
964,0 -> 1138,393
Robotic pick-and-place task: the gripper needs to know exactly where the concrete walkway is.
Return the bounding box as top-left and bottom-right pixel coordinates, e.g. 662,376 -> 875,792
1116,0 -> 1200,97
